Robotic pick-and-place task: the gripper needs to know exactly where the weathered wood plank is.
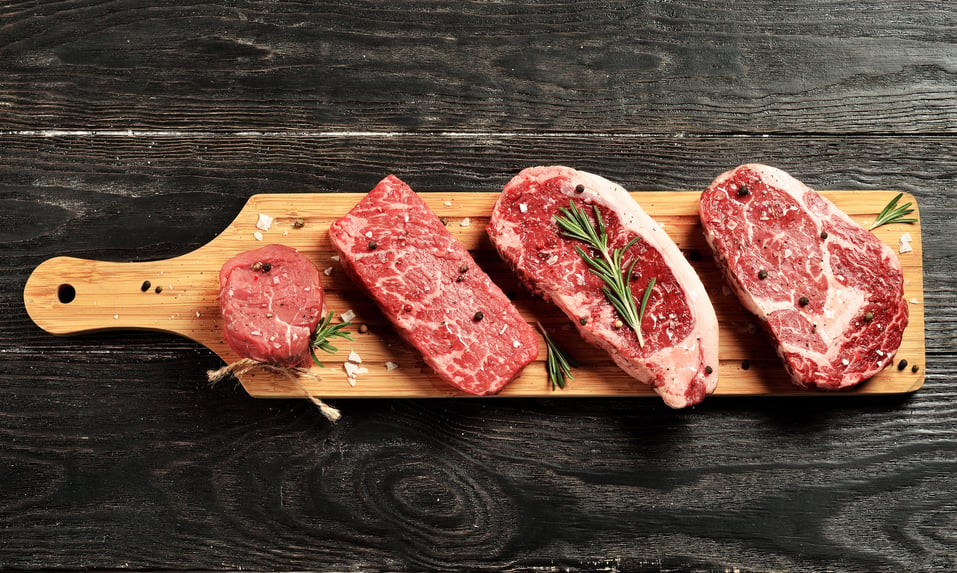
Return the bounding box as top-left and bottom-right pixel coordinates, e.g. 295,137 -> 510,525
2,1 -> 955,134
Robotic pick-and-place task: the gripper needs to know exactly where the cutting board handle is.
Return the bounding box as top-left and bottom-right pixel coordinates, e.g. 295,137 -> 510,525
23,255 -> 221,340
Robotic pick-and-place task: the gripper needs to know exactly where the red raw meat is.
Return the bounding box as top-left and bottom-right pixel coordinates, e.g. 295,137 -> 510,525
699,163 -> 908,389
328,175 -> 537,396
487,166 -> 719,408
218,244 -> 325,366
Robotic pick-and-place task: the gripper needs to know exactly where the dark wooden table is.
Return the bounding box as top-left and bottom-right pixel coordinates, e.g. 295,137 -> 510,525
3,2 -> 955,571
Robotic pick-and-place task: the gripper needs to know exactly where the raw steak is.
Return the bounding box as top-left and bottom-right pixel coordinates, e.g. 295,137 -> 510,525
487,166 -> 719,408
328,175 -> 537,396
699,163 -> 908,390
219,244 -> 325,366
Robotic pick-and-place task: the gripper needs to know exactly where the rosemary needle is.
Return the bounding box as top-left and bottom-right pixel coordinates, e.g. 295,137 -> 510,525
537,323 -> 576,390
870,193 -> 917,230
554,200 -> 656,346
310,310 -> 354,367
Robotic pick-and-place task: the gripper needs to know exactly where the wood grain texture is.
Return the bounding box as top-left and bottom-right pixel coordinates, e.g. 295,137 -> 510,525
2,0 -> 957,571
1,1 -> 956,134
23,190 -> 926,399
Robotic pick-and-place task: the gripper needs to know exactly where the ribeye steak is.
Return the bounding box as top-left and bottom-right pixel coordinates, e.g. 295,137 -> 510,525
487,166 -> 719,408
329,175 -> 537,396
699,163 -> 908,390
219,244 -> 325,366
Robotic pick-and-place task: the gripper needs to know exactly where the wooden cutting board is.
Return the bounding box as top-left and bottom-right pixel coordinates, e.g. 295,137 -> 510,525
23,191 -> 925,400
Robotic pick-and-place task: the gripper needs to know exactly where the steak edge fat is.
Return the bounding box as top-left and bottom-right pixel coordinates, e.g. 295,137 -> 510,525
488,166 -> 719,408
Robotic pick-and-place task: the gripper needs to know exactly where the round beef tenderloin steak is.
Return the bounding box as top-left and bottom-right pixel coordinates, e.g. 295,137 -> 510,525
699,163 -> 908,390
219,244 -> 325,367
487,166 -> 719,408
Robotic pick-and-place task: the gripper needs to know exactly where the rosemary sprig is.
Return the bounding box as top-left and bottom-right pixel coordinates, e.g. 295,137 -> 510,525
554,200 -> 656,346
309,310 -> 354,367
870,193 -> 917,230
537,323 -> 577,390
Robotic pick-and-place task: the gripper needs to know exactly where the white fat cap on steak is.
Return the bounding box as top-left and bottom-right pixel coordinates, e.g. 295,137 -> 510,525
558,169 -> 720,404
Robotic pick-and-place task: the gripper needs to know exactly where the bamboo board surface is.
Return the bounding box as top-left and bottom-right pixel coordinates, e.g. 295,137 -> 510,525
23,191 -> 925,399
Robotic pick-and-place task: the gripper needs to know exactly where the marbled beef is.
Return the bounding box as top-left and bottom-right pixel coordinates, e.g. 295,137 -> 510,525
699,163 -> 908,389
219,244 -> 324,366
487,166 -> 719,408
329,175 -> 537,396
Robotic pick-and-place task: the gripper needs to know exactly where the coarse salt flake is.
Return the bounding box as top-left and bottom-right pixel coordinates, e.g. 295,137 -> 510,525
253,231 -> 263,241
331,255 -> 340,262
348,350 -> 362,364
344,362 -> 368,378
909,298 -> 920,304
512,340 -> 521,348
460,217 -> 471,227
899,232 -> 913,254
365,231 -> 373,238
519,203 -> 528,213
113,314 -> 119,320
444,200 -> 453,207
256,213 -> 273,231
385,361 -> 400,371
324,266 -> 333,276
340,309 -> 356,322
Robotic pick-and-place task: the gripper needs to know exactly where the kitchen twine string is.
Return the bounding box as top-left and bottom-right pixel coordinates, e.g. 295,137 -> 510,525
207,359 -> 341,423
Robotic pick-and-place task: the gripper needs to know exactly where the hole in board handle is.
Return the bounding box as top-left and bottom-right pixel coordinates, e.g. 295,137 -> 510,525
57,284 -> 76,304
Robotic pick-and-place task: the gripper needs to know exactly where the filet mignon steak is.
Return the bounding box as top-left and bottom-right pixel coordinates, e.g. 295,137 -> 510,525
699,163 -> 908,390
328,175 -> 537,396
219,244 -> 325,366
487,166 -> 719,408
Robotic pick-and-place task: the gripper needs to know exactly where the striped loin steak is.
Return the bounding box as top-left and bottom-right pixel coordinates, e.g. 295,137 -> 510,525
487,166 -> 719,408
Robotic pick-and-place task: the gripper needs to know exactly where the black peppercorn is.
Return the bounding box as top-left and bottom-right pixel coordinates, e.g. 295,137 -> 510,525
799,296 -> 809,306
705,365 -> 714,375
368,240 -> 378,250
737,184 -> 750,197
575,184 -> 585,194
911,364 -> 919,373
579,317 -> 588,325
758,269 -> 768,279
141,280 -> 151,292
820,231 -> 828,240
897,359 -> 908,371
741,360 -> 750,370
261,262 -> 272,273
154,285 -> 163,294
473,311 -> 484,322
